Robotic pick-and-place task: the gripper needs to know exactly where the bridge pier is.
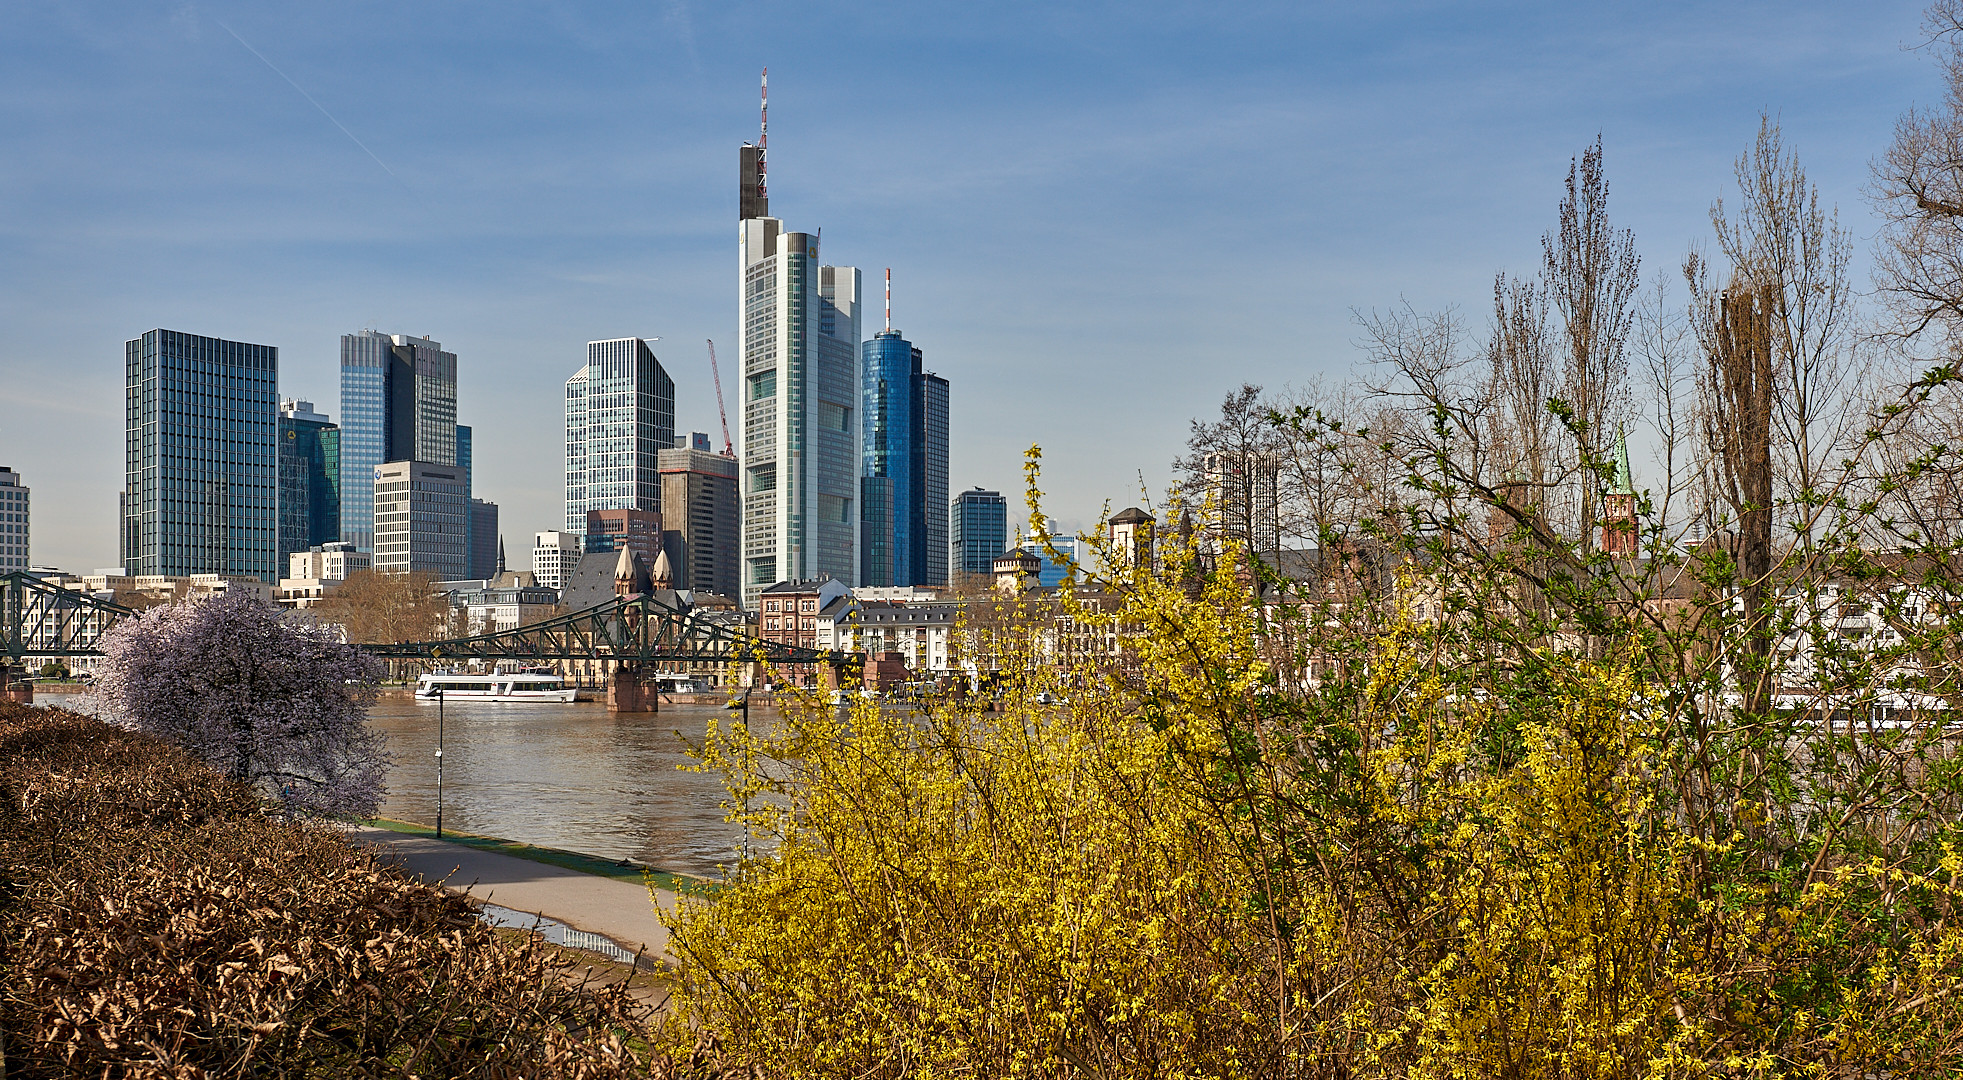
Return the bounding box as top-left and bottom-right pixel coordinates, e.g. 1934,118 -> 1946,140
607,667 -> 658,714
2,665 -> 32,705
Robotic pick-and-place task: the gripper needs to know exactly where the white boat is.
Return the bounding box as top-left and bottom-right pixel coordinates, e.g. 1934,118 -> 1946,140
415,667 -> 578,703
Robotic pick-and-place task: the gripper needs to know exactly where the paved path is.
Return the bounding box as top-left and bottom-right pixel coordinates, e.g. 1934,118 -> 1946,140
347,826 -> 682,963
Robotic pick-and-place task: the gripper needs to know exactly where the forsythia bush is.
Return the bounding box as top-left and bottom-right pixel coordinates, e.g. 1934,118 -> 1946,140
663,472 -> 1963,1077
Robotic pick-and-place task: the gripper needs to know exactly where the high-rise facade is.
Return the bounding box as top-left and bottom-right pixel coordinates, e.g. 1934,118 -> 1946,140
659,445 -> 740,599
123,330 -> 280,582
278,399 -> 341,574
532,530 -> 582,592
338,331 -> 458,552
372,459 -> 467,581
739,205 -> 862,607
0,467 -> 27,573
951,488 -> 1008,578
468,498 -> 500,579
564,338 -> 674,548
860,329 -> 949,588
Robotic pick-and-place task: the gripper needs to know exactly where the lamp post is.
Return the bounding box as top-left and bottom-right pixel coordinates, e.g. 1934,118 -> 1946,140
434,685 -> 444,838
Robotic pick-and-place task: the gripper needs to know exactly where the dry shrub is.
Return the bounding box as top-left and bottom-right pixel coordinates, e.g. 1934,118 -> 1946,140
0,703 -> 742,1079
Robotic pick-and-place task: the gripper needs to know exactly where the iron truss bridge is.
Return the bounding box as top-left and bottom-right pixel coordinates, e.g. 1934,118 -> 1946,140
0,572 -> 856,671
2,571 -> 133,662
364,593 -> 860,669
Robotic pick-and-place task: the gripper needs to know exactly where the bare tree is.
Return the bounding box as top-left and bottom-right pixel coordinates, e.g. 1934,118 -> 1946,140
1690,270 -> 1778,719
1874,0 -> 1963,352
1486,271 -> 1563,529
1178,384 -> 1286,558
1544,138 -> 1642,550
1714,117 -> 1859,533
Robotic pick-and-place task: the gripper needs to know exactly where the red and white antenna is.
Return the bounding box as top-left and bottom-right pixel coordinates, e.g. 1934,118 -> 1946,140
884,268 -> 892,332
757,69 -> 768,207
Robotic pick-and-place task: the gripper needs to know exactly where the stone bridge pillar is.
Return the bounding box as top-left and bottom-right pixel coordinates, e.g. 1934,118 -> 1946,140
607,667 -> 659,713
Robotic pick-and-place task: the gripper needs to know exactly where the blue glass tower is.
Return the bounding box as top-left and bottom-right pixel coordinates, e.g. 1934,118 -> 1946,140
860,329 -> 949,587
123,329 -> 280,582
337,331 -> 457,553
278,400 -> 341,574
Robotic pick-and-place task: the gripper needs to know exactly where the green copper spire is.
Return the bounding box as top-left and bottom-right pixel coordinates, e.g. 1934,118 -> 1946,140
1610,426 -> 1635,497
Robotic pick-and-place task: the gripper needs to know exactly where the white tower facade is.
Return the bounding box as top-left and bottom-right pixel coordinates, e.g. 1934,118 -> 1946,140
738,215 -> 862,609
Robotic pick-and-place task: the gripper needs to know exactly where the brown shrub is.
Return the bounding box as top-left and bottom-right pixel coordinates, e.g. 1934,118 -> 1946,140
0,703 -> 742,1078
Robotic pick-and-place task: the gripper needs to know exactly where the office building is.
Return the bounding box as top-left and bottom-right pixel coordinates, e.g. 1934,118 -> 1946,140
532,530 -> 582,592
469,499 -> 500,579
584,507 -> 662,565
372,460 -> 467,581
277,399 -> 340,574
739,176 -> 863,607
288,542 -> 370,583
860,326 -> 948,589
122,330 -> 280,582
658,444 -> 739,599
338,331 -> 458,552
564,338 -> 674,547
951,488 -> 1008,578
0,467 -> 27,573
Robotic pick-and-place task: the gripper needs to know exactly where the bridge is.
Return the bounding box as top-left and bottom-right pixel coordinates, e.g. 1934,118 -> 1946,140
2,571 -> 859,708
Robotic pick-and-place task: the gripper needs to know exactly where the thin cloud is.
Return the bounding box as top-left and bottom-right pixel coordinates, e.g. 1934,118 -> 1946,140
214,18 -> 422,206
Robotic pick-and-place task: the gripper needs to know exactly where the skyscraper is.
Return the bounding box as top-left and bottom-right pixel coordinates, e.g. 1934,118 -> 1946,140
564,338 -> 674,547
739,187 -> 862,607
468,498 -> 500,579
372,460 -> 467,580
860,327 -> 949,588
951,488 -> 1008,578
338,331 -> 458,552
0,467 -> 28,573
278,399 -> 341,573
659,443 -> 740,599
123,330 -> 280,582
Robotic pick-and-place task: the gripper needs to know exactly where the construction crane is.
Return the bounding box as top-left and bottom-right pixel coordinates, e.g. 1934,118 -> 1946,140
707,338 -> 734,457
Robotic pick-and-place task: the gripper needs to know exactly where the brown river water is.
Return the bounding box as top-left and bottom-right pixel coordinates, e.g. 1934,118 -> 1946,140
367,698 -> 758,880
55,691 -> 759,880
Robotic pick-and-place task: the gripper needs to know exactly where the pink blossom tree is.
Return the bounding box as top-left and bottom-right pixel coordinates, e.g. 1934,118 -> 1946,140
96,590 -> 387,817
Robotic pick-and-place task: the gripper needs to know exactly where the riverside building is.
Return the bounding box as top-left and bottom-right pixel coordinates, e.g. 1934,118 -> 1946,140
338,331 -> 458,553
122,329 -> 280,582
0,467 -> 26,572
739,165 -> 863,607
564,338 -> 674,549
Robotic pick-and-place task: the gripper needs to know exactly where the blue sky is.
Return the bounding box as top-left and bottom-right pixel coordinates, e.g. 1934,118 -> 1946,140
0,0 -> 1937,572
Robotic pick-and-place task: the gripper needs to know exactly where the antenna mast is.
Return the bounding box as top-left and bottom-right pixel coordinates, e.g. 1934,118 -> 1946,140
885,268 -> 891,332
757,69 -> 768,208
707,339 -> 734,458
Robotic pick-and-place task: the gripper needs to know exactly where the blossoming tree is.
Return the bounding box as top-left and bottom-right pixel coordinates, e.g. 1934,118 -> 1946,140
96,590 -> 387,817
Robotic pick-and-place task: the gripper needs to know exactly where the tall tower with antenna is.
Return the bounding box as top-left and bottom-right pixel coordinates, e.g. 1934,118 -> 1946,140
860,269 -> 950,588
738,71 -> 864,607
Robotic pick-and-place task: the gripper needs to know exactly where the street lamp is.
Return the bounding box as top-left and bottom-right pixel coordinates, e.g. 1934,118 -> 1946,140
435,685 -> 444,838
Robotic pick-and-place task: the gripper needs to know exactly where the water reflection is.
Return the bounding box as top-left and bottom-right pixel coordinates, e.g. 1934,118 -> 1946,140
370,698 -> 755,880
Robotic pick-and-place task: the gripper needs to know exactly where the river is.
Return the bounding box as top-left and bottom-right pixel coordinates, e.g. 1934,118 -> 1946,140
367,698 -> 758,880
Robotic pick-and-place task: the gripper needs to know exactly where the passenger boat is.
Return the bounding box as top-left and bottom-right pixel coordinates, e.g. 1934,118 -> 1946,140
415,667 -> 577,703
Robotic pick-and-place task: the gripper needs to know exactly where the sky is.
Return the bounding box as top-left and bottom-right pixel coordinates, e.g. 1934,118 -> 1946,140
0,0 -> 1941,574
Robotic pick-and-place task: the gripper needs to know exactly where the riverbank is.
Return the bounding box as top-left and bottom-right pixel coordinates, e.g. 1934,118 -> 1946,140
362,816 -> 714,897
350,823 -> 690,967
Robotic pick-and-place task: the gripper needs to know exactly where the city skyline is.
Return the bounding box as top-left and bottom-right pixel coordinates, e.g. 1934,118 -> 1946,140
0,3 -> 1933,573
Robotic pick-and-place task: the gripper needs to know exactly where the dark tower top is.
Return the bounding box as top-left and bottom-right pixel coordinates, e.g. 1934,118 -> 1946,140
740,145 -> 767,220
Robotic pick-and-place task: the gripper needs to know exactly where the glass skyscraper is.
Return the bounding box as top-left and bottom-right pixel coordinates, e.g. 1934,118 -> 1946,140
337,331 -> 457,553
123,329 -> 280,582
564,338 -> 674,545
739,210 -> 862,608
278,399 -> 341,574
860,329 -> 948,588
951,488 -> 1009,578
